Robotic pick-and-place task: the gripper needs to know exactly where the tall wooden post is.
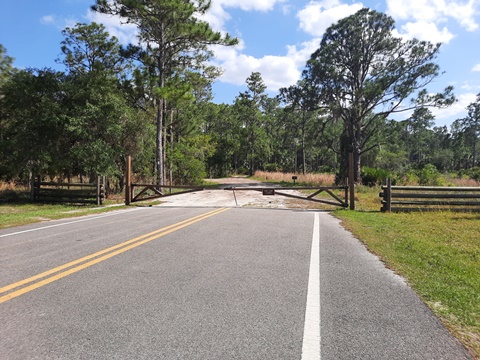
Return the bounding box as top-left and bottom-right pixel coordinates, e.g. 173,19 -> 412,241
349,153 -> 355,210
96,176 -> 101,206
385,178 -> 392,213
29,172 -> 34,202
344,177 -> 349,208
125,156 -> 132,205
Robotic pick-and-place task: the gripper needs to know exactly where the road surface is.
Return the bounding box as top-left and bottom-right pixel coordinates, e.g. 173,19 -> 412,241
0,204 -> 473,359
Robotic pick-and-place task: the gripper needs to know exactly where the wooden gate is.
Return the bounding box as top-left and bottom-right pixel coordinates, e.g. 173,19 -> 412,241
125,155 -> 355,209
224,185 -> 349,208
31,176 -> 105,205
125,156 -> 204,204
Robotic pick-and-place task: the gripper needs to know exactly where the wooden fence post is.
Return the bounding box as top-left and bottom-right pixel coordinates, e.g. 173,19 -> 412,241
29,172 -> 34,202
349,153 -> 355,210
96,176 -> 101,205
385,178 -> 392,213
125,156 -> 132,205
96,176 -> 105,206
344,177 -> 349,208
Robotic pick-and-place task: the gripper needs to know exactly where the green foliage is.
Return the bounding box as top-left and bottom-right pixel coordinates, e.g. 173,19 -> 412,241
0,69 -> 68,179
92,0 -> 238,185
234,72 -> 272,175
417,164 -> 446,186
453,93 -> 480,168
302,8 -> 454,182
264,163 -> 281,172
397,171 -> 420,186
459,167 -> 480,181
317,165 -> 334,173
170,134 -> 214,185
2,7 -> 480,193
59,22 -> 128,76
0,27 -> 152,189
361,167 -> 391,186
0,44 -> 15,87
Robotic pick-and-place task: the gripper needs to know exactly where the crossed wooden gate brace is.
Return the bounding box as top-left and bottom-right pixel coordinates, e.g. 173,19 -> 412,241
125,156 -> 354,209
223,186 -> 349,208
126,184 -> 348,208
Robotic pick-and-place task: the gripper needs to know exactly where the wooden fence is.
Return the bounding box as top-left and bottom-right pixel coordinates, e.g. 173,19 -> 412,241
31,176 -> 105,205
380,178 -> 480,212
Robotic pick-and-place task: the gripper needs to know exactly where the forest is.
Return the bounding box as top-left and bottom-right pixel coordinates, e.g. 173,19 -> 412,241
1,2 -> 479,192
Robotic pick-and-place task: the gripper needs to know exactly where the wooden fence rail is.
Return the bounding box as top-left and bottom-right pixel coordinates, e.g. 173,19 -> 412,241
31,176 -> 105,205
380,178 -> 480,212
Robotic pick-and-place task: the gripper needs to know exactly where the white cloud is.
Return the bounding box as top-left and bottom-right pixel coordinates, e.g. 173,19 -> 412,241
86,9 -> 138,45
432,92 -> 478,123
286,38 -> 321,66
211,46 -> 301,92
203,0 -> 319,92
473,64 -> 480,72
210,34 -> 326,93
40,13 -> 78,31
448,0 -> 479,31
197,0 -> 286,33
297,0 -> 364,37
41,15 -> 56,25
460,81 -> 480,91
395,21 -> 455,43
219,0 -> 285,12
196,1 -> 232,33
386,0 -> 479,32
281,4 -> 294,15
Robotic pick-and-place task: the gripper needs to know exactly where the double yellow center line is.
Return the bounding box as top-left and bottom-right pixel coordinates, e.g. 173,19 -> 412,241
0,208 -> 230,304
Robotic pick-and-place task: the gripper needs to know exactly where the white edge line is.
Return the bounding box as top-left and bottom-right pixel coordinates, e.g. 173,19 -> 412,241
0,207 -> 141,238
301,212 -> 321,360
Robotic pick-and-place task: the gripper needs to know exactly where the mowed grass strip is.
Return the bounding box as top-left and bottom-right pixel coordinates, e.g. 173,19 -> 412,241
0,202 -> 128,229
334,209 -> 480,358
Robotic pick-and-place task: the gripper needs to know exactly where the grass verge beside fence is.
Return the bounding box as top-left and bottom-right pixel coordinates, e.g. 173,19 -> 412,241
334,209 -> 480,358
0,202 -> 128,229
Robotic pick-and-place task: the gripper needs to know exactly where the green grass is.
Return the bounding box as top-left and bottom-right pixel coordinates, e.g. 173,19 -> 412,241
0,201 -> 129,229
334,209 -> 480,358
0,190 -> 130,229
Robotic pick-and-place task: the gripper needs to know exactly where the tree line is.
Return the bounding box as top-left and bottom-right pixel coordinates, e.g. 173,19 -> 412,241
1,2 -> 479,190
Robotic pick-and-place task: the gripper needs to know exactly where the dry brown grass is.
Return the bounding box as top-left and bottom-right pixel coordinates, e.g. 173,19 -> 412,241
0,181 -> 17,192
254,171 -> 335,186
448,177 -> 480,187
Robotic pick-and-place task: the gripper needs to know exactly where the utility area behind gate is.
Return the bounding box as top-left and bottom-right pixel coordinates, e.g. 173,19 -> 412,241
125,156 -> 355,209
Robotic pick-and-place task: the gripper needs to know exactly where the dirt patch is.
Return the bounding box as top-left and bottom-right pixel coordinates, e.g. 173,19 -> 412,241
157,177 -> 300,208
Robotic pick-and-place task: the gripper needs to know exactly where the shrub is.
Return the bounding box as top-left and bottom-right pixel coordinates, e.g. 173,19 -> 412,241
361,167 -> 391,186
318,165 -> 334,173
459,167 -> 480,182
397,171 -> 420,186
264,163 -> 281,172
417,164 -> 446,186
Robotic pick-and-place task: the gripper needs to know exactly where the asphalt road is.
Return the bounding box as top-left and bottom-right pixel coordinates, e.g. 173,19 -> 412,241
0,206 -> 473,359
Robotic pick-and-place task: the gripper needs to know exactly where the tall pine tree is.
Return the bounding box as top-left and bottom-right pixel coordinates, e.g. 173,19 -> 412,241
92,0 -> 238,185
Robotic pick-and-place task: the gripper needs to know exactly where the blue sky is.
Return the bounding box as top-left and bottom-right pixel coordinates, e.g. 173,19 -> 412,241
1,0 -> 479,127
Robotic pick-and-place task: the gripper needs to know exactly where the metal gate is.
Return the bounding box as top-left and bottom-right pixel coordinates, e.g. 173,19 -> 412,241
126,183 -> 349,208
125,156 -> 354,209
224,186 -> 349,208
